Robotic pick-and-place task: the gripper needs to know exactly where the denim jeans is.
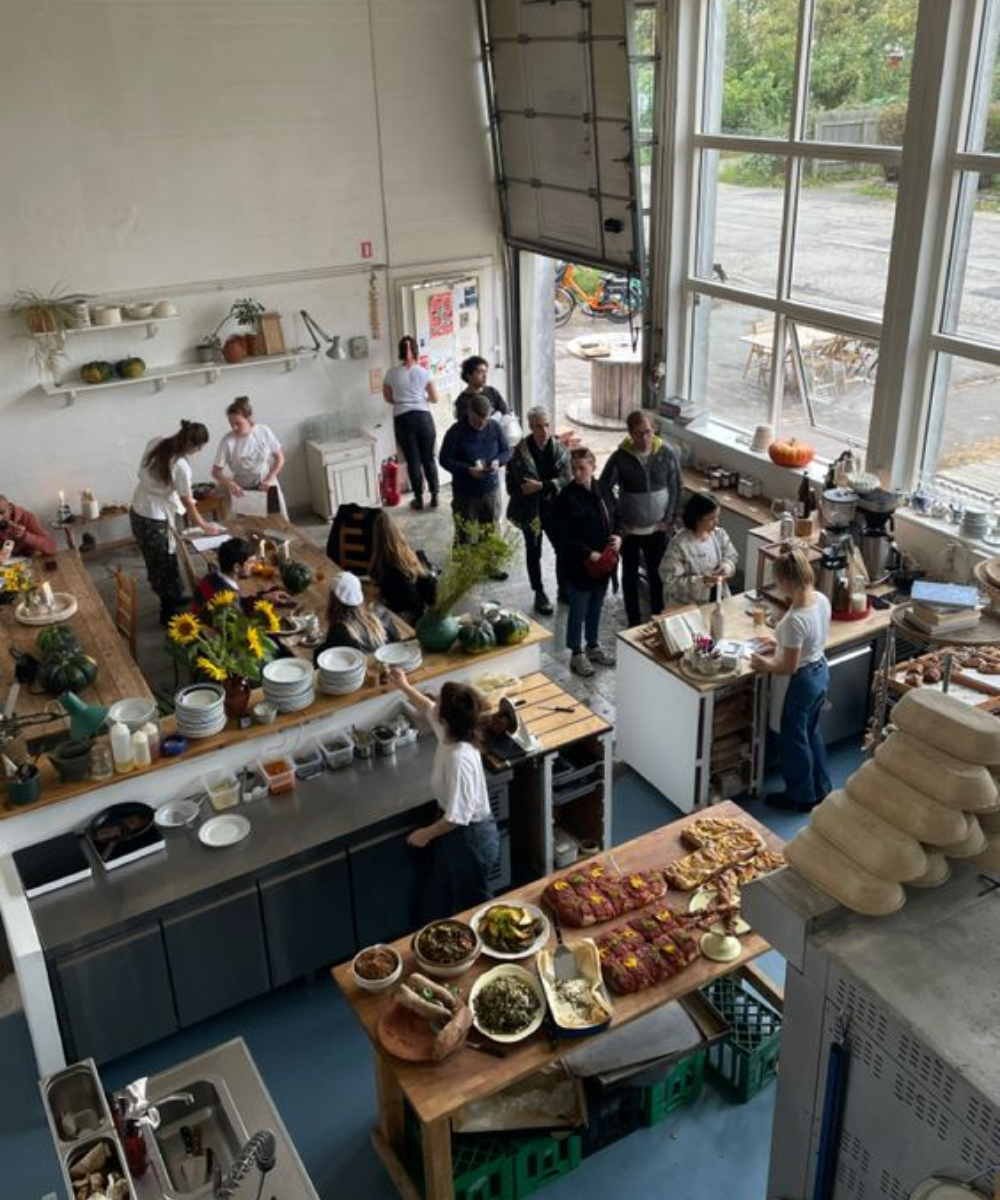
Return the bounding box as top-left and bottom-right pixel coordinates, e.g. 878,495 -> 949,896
566,581 -> 608,653
620,530 -> 667,626
779,658 -> 832,807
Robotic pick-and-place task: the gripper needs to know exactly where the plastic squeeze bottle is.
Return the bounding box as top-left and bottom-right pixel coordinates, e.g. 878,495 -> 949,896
110,721 -> 134,773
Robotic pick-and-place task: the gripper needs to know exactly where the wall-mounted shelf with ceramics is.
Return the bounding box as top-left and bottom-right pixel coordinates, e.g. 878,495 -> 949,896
32,314 -> 183,341
42,350 -> 319,405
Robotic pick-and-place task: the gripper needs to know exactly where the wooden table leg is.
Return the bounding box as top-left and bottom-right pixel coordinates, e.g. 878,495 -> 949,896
374,1051 -> 405,1147
421,1116 -> 454,1200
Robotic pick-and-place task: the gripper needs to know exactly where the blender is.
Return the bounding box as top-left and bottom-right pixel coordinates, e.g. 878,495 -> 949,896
854,489 -> 900,582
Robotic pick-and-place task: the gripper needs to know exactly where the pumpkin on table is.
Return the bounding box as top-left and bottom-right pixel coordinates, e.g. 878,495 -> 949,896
493,611 -> 531,646
458,619 -> 496,655
281,561 -> 313,595
39,648 -> 99,695
768,437 -> 815,468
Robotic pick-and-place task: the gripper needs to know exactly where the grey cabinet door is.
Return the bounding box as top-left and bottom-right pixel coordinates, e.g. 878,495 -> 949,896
54,925 -> 176,1064
259,850 -> 354,986
162,886 -> 269,1026
349,825 -> 422,946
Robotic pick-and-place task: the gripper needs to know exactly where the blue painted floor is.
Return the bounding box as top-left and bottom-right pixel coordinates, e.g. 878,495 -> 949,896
1,742 -> 864,1200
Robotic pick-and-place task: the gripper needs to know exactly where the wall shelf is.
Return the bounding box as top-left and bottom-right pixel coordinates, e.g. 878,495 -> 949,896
42,349 -> 319,405
32,315 -> 182,341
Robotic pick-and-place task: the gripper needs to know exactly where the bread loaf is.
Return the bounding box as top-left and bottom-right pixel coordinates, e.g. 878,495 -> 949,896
937,814 -> 987,859
785,825 -> 906,916
980,802 -> 1000,834
969,833 -> 1000,871
846,760 -> 967,845
893,688 -> 1000,765
874,732 -> 999,811
907,850 -> 951,888
811,790 -> 927,882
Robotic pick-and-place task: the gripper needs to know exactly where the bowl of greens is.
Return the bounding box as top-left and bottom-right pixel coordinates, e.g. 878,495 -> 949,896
469,964 -> 547,1043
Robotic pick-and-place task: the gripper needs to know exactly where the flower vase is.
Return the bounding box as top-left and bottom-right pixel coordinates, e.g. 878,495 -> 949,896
415,612 -> 460,654
223,676 -> 253,720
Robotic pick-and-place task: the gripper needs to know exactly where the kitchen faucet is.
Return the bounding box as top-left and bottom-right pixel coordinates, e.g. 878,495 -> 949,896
120,1079 -> 194,1128
213,1129 -> 276,1200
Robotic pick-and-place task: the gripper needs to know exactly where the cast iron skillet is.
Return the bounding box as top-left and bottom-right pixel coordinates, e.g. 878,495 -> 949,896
87,801 -> 155,864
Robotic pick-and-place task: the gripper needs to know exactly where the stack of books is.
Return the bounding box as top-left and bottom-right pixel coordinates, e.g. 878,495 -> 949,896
907,581 -> 981,635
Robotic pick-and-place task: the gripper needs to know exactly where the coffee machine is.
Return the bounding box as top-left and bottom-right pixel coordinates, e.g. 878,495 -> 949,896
817,488 -> 858,610
854,489 -> 901,582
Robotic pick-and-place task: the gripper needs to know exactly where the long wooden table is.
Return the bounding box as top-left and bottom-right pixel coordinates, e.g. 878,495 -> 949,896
0,550 -> 151,727
332,801 -> 782,1200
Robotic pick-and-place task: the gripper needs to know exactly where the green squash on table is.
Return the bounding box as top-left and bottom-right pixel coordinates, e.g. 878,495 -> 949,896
36,626 -> 80,656
457,619 -> 496,655
493,610 -> 530,646
281,561 -> 313,595
39,648 -> 99,695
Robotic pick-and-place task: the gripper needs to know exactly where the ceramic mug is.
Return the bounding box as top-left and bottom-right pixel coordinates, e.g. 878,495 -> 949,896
7,766 -> 42,806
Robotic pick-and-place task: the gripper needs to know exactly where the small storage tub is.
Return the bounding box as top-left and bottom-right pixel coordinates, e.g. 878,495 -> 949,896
293,744 -> 325,780
259,755 -> 296,795
321,733 -> 354,770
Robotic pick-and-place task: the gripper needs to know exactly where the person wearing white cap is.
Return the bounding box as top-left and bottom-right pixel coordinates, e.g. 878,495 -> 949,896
313,571 -> 400,661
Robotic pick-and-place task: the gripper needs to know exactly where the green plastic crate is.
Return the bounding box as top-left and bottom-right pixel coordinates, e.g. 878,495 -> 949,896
403,1109 -> 515,1200
511,1133 -> 582,1198
640,1048 -> 706,1125
700,975 -> 783,1103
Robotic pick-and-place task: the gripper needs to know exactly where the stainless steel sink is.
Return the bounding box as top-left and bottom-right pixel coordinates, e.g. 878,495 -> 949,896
148,1079 -> 244,1195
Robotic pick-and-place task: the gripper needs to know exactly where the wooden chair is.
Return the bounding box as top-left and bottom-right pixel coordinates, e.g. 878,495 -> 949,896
742,320 -> 774,385
113,567 -> 139,660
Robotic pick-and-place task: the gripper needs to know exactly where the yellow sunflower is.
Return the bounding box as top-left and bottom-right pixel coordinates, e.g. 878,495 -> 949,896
168,612 -> 203,645
196,657 -> 227,681
254,598 -> 281,633
246,626 -> 265,659
207,589 -> 238,610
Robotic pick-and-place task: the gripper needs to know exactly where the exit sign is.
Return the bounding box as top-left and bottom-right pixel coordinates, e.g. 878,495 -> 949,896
360,241 -> 372,259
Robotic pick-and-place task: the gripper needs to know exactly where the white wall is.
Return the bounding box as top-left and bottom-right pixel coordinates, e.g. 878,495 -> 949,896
0,0 -> 499,516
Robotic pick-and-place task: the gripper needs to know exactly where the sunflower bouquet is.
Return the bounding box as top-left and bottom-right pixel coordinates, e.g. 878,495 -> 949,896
0,563 -> 33,606
167,592 -> 281,682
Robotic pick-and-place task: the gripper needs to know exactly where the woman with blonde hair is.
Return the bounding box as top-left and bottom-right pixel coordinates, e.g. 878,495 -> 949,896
370,511 -> 438,623
313,572 -> 400,660
750,547 -> 832,811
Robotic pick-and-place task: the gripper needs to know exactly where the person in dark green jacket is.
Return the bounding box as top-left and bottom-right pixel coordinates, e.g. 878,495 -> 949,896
506,408 -> 571,614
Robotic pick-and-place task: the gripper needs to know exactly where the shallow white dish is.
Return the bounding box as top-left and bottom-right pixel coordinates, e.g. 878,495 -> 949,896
199,813 -> 251,849
469,964 -> 547,1044
316,647 -> 367,674
107,697 -> 158,731
262,658 -> 314,687
154,797 -> 202,830
272,690 -> 315,713
471,902 -> 551,961
14,593 -> 78,625
374,642 -> 423,669
176,684 -> 225,711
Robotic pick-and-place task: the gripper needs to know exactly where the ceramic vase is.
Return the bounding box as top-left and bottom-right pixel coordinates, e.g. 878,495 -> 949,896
222,335 -> 247,364
415,612 -> 460,654
223,676 -> 253,720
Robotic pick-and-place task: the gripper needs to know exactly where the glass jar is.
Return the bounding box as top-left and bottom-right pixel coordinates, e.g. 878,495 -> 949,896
89,743 -> 114,782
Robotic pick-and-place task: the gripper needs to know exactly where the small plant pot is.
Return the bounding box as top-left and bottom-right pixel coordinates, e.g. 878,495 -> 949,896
7,766 -> 42,806
196,344 -> 219,364
222,335 -> 247,364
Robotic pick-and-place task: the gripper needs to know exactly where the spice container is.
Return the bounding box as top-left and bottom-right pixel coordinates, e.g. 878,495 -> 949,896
321,732 -> 354,770
293,743 -> 325,779
260,755 -> 296,794
372,725 -> 398,757
205,771 -> 240,811
351,727 -> 374,759
238,765 -> 268,803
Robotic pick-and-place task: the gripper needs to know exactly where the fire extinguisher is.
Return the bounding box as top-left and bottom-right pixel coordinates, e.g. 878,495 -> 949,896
379,456 -> 401,507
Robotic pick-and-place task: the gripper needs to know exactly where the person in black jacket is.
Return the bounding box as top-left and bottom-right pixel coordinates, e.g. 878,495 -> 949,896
370,511 -> 437,624
452,355 -> 509,422
552,447 -> 622,677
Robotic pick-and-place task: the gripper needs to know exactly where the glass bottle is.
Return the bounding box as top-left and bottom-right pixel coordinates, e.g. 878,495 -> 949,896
109,721 -> 134,773
89,742 -> 114,782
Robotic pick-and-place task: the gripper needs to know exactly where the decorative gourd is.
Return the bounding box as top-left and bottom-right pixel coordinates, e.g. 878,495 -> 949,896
115,357 -> 146,379
281,561 -> 313,595
458,619 -> 496,655
768,438 -> 815,468
36,626 -> 80,657
80,361 -> 115,385
493,611 -> 531,646
39,649 -> 99,695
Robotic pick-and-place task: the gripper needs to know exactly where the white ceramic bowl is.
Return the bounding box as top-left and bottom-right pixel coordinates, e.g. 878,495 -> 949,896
469,964 -> 547,1044
107,697 -> 158,732
253,701 -> 278,725
152,299 -> 177,318
351,944 -> 403,993
316,647 -> 367,675
412,920 -> 482,978
124,303 -> 155,320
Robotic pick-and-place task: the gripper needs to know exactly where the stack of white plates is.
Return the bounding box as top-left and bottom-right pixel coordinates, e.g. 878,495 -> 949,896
261,658 -> 315,713
961,509 -> 993,540
316,647 -> 367,696
374,641 -> 423,673
174,684 -> 227,739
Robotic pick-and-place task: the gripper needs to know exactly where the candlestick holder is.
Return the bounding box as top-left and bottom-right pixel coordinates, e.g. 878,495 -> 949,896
56,502 -> 73,525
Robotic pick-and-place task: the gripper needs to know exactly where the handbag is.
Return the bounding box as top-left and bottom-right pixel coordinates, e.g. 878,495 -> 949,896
585,546 -> 620,579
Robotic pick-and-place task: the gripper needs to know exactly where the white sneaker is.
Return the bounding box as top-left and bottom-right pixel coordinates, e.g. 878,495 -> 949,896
587,645 -> 615,667
570,652 -> 595,677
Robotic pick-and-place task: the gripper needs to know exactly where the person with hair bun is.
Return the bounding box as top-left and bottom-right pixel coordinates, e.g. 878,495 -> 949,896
383,335 -> 441,510
389,668 -> 500,920
659,492 -> 738,606
130,419 -> 222,624
750,546 -> 832,811
212,395 -> 286,516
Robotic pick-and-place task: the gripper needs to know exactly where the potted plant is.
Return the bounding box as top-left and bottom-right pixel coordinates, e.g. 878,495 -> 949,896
231,297 -> 266,356
415,519 -> 515,652
11,287 -> 81,376
196,335 -> 222,364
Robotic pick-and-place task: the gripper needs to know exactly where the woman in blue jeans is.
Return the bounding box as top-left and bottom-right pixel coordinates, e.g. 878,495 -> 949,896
750,548 -> 832,811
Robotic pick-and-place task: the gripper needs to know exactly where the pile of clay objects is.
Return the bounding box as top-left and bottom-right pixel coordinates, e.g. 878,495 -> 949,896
785,688 -> 1000,915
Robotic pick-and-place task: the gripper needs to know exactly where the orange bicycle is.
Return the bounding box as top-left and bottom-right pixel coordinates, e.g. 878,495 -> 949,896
554,262 -> 642,326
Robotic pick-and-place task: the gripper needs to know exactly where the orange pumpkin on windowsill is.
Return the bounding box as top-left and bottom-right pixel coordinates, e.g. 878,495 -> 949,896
768,437 -> 815,468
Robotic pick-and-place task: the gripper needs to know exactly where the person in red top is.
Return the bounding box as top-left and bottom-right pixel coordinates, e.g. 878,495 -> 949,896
0,495 -> 57,562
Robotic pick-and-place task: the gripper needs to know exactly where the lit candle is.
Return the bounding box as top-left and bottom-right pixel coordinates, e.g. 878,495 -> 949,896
58,490 -> 65,505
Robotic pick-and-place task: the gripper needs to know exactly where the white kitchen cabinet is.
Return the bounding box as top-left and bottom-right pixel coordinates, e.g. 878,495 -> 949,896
305,435 -> 379,519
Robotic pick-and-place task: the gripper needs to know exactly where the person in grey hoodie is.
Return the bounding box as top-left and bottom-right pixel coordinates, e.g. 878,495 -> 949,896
600,410 -> 682,627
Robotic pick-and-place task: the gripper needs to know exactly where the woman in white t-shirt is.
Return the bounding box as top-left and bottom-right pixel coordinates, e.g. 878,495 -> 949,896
212,396 -> 287,517
389,667 -> 500,921
383,335 -> 440,511
750,547 -> 833,811
130,420 -> 223,624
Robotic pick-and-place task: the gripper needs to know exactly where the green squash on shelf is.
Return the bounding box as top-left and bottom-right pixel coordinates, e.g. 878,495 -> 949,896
36,626 -> 81,657
39,649 -> 99,696
457,619 -> 496,655
281,561 -> 313,595
115,357 -> 146,379
80,361 -> 115,385
493,610 -> 531,646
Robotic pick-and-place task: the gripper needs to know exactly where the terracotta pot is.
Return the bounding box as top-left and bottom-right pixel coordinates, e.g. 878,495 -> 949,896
244,332 -> 260,357
223,676 -> 253,720
26,308 -> 58,334
222,335 -> 247,364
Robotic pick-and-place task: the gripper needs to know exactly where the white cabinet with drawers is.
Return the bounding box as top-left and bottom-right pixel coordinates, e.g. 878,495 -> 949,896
305,435 -> 379,519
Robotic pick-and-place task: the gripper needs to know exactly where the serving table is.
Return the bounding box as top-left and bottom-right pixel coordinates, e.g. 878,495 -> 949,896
333,801 -> 782,1200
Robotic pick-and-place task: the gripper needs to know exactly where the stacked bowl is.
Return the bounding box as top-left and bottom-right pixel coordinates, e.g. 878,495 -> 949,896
174,684 -> 226,739
261,658 -> 315,713
374,641 -> 423,674
316,648 -> 367,696
961,509 -> 993,541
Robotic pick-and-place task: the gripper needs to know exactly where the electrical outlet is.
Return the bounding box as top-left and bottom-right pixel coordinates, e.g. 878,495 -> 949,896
349,336 -> 369,360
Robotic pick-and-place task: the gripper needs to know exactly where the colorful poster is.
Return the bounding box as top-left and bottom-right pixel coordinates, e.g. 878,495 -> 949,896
429,292 -> 454,338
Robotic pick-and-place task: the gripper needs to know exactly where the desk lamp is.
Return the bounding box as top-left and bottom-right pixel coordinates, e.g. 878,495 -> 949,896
60,692 -> 109,741
299,310 -> 348,360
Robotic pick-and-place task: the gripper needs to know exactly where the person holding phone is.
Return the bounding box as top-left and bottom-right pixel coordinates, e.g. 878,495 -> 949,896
0,495 -> 57,562
439,393 -> 512,569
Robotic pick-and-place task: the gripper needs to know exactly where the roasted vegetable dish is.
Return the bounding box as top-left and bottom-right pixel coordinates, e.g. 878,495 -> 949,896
473,975 -> 541,1035
477,904 -> 545,954
415,920 -> 478,964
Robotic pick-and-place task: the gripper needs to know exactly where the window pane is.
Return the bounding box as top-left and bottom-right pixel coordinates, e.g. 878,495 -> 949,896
700,300 -> 776,432
631,5 -> 658,57
944,171 -> 1000,345
964,2 -> 1000,152
697,150 -> 784,294
778,322 -> 877,457
791,161 -> 897,318
707,0 -> 795,136
930,354 -> 1000,498
805,0 -> 916,145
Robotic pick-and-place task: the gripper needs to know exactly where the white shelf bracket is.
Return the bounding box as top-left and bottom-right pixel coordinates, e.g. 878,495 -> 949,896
153,377 -> 168,393
206,369 -> 221,384
144,322 -> 158,339
63,390 -> 78,407
284,359 -> 299,373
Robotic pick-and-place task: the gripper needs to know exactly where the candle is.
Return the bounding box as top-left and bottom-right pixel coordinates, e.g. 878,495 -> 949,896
58,489 -> 65,505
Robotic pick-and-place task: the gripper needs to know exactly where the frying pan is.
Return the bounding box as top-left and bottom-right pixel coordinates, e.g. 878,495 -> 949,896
87,802 -> 155,864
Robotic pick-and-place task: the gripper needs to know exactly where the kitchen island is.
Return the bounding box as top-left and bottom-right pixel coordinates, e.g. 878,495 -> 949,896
616,592 -> 891,811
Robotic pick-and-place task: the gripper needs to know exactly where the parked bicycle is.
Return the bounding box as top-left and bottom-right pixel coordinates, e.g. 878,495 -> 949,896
554,262 -> 643,326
